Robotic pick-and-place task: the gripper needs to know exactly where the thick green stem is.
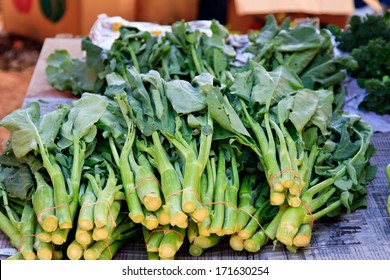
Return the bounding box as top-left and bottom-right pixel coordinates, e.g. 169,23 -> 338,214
243,229 -> 268,252
0,210 -> 20,248
148,132 -> 187,228
120,142 -> 144,224
187,218 -> 199,244
67,240 -> 84,260
19,204 -> 36,260
198,158 -> 216,236
301,177 -> 335,204
293,223 -> 312,247
193,234 -> 223,249
84,222 -> 139,260
191,45 -> 204,75
229,233 -> 244,251
236,175 -> 257,232
209,148 -> 226,236
128,43 -> 140,73
99,239 -> 126,260
94,166 -> 122,228
93,200 -> 121,241
158,226 -> 186,259
311,200 -> 342,221
264,207 -> 287,240
222,148 -> 239,235
270,119 -> 294,189
129,151 -> 162,212
144,226 -> 166,253
49,153 -> 72,229
275,206 -> 306,246
78,183 -> 96,231
75,225 -> 93,247
33,172 -> 58,232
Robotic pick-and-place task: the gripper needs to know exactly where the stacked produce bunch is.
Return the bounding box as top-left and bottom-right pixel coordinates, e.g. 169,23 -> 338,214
0,15 -> 377,260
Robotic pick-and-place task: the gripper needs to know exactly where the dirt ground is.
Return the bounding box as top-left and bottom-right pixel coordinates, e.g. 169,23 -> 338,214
0,32 -> 42,153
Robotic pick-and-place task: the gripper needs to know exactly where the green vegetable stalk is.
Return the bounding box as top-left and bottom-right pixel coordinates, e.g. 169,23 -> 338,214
32,172 -> 58,232
163,114 -> 213,221
110,93 -> 145,224
274,117 -> 375,247
137,133 -> 188,228
84,218 -> 140,260
158,226 -> 186,260
128,151 -> 162,212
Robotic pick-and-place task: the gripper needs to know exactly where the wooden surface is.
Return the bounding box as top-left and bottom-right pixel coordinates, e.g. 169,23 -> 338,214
26,38 -> 83,99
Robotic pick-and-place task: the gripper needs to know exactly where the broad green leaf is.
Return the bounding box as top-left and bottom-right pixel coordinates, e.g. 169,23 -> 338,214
46,49 -> 101,95
141,70 -> 175,135
334,177 -> 353,191
230,70 -> 253,102
340,191 -> 352,213
300,56 -> 358,89
58,93 -> 107,149
0,102 -> 40,158
346,162 -> 358,185
249,14 -> 279,46
250,63 -> 303,108
39,105 -> 68,149
0,165 -> 34,201
283,48 -> 320,75
289,89 -> 319,133
125,67 -> 155,119
166,80 -> 206,114
302,127 -> 319,150
275,25 -> 322,52
308,89 -> 333,135
203,85 -> 250,138
277,95 -> 294,124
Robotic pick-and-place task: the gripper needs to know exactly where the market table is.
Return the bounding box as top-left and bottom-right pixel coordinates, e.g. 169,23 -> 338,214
0,38 -> 390,260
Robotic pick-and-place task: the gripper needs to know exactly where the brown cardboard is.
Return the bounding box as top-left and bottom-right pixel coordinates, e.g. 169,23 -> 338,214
227,0 -> 355,33
233,0 -> 354,15
136,0 -> 199,25
1,0 -> 136,41
80,0 -> 137,35
2,1 -> 81,41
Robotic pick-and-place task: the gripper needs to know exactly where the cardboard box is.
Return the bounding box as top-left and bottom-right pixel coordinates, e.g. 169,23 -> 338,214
227,0 -> 355,33
1,0 -> 136,41
136,0 -> 199,25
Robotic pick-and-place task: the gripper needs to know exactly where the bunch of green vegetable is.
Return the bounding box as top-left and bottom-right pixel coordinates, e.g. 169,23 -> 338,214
330,13 -> 390,53
245,16 -> 358,93
0,16 -> 377,259
45,19 -> 235,96
330,12 -> 390,115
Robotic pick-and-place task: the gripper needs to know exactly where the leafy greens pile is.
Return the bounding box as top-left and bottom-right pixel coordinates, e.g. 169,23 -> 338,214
330,12 -> 390,115
0,15 -> 377,260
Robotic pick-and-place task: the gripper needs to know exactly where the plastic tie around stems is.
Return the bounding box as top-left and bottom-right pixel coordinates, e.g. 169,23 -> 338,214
17,233 -> 36,252
269,168 -> 302,192
203,201 -> 267,233
125,176 -> 161,201
145,228 -> 185,246
37,204 -> 70,224
81,200 -> 116,228
103,239 -> 113,259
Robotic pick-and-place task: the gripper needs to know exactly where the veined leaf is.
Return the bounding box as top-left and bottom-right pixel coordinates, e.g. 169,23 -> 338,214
203,85 -> 250,138
58,93 -> 107,149
289,89 -> 319,133
250,63 -> 303,108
